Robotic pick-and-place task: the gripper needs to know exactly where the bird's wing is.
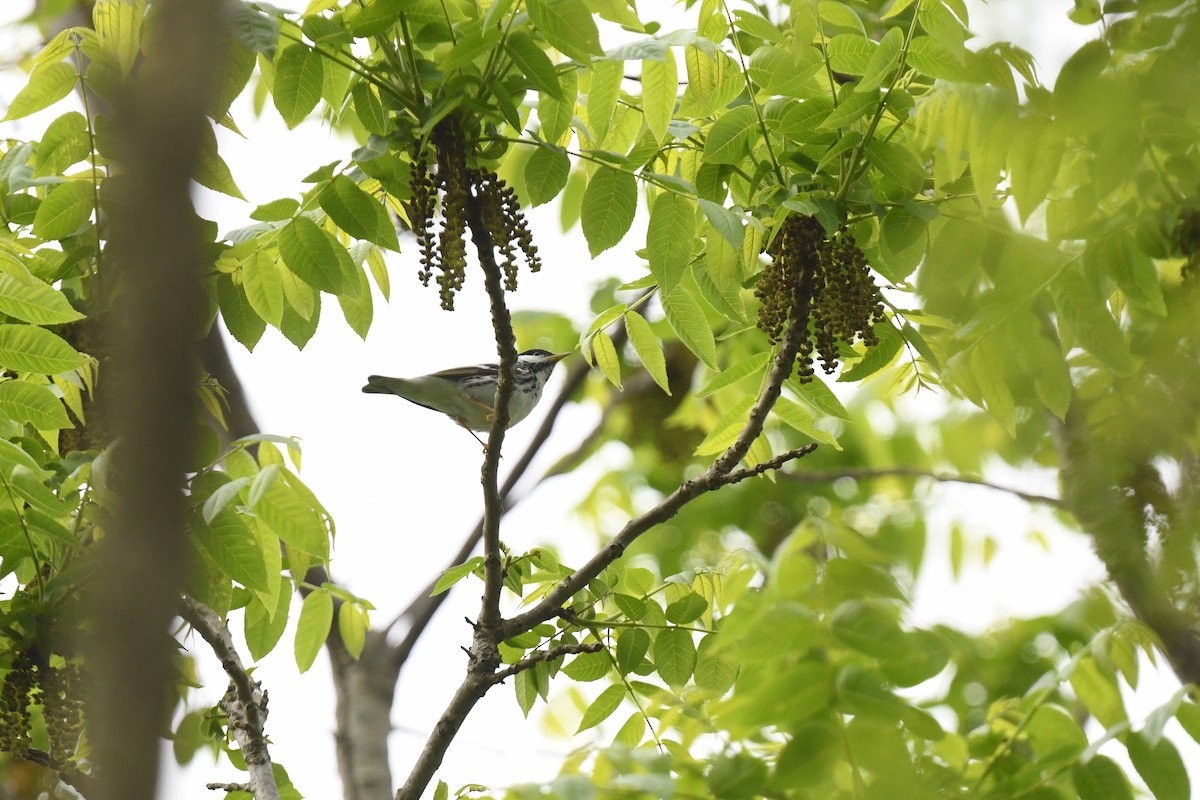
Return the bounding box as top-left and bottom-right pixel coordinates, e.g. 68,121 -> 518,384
427,363 -> 498,379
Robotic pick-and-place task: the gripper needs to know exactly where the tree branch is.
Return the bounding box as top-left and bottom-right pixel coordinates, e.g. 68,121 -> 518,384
17,748 -> 98,798
465,180 -> 517,633
500,250 -> 816,640
180,596 -> 281,800
491,642 -> 605,684
81,4 -> 225,800
781,466 -> 1064,507
1054,400 -> 1200,685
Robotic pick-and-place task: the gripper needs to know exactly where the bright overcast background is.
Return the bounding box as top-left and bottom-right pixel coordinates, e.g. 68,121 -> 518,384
1,2 -> 1197,798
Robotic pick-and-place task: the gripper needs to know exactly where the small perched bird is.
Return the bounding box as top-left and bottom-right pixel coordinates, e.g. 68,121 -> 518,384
363,349 -> 570,445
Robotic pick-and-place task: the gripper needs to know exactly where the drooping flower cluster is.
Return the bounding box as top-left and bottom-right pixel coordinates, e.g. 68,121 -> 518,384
756,215 -> 885,381
407,118 -> 541,310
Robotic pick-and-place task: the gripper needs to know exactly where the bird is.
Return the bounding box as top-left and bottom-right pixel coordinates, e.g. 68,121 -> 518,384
362,349 -> 570,446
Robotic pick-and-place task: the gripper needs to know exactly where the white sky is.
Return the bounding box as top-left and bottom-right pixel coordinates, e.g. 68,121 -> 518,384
1,2 -> 1196,798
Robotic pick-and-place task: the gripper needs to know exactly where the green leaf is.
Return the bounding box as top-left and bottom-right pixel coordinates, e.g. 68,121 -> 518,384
1073,755 -> 1134,800
32,180 -> 93,241
34,111 -> 90,178
228,4 -> 280,55
526,0 -> 604,63
641,49 -> 677,143
858,26 -> 904,92
587,58 -> 623,145
647,193 -> 695,293
665,592 -> 707,624
93,0 -> 143,77
1069,656 -> 1126,729
838,322 -> 902,382
338,602 -> 369,660
581,167 -> 637,257
278,216 -> 347,294
919,0 -> 967,63
827,34 -> 876,76
819,86 -> 879,131
3,62 -> 77,121
0,380 -> 71,430
624,310 -> 670,394
1126,732 -> 1190,800
1090,233 -> 1165,316
592,330 -> 622,388
433,556 -> 483,595
708,752 -> 768,800
788,376 -> 850,420
294,589 -> 334,673
615,627 -> 650,674
245,576 -> 292,661
336,250 -> 372,339
577,684 -> 625,733
680,47 -> 742,117
772,398 -> 841,449
703,105 -> 759,164
196,124 -> 247,200
866,140 -> 925,195
202,476 -> 249,523
194,510 -> 269,593
242,251 -> 285,328
506,32 -> 563,100
694,634 -> 737,695
1010,115 -> 1064,223
696,351 -> 769,398
0,324 -> 86,375
0,274 -> 84,325
514,668 -> 540,717
350,81 -> 388,136
613,592 -> 648,620
539,69 -> 578,144
653,627 -> 697,687
524,147 -> 570,207
661,283 -> 717,369
698,199 -> 744,249
562,649 -> 610,681
273,45 -> 325,128
319,175 -> 400,251
1053,270 -> 1133,375
969,344 -> 1015,436
255,473 -> 329,560
219,275 -> 266,350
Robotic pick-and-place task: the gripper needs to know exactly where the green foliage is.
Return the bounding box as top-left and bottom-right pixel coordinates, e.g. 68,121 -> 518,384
3,0 -> 1200,796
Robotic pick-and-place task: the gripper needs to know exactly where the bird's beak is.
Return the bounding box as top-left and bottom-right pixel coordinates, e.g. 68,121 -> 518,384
549,352 -> 571,363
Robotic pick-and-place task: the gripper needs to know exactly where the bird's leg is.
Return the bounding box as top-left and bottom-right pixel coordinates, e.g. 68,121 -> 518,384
463,396 -> 498,423
455,418 -> 489,452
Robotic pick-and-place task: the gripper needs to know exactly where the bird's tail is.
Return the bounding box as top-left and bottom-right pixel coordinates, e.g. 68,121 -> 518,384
362,375 -> 406,395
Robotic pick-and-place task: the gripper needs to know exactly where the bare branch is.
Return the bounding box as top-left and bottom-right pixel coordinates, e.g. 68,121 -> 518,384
491,642 -> 605,684
782,466 -> 1064,507
180,596 -> 281,800
207,783 -> 252,793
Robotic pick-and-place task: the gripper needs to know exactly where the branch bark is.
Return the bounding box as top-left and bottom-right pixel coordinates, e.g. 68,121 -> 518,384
180,596 -> 281,800
1055,401 -> 1200,685
81,4 -> 224,800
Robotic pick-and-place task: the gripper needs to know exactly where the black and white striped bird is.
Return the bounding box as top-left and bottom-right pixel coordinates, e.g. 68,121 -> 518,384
363,349 -> 569,443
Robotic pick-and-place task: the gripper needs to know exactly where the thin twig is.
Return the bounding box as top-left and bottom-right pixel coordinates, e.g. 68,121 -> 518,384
491,642 -> 605,684
782,466 -> 1064,508
180,596 -> 281,800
